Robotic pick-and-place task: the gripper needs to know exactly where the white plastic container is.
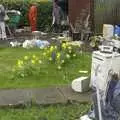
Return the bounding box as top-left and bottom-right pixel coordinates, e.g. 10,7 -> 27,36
103,24 -> 114,39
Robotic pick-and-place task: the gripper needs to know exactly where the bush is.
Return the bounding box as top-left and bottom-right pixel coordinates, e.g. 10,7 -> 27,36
0,0 -> 52,31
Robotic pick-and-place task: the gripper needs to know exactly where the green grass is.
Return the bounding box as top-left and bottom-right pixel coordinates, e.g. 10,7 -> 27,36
0,103 -> 90,120
0,47 -> 91,88
0,47 -> 91,119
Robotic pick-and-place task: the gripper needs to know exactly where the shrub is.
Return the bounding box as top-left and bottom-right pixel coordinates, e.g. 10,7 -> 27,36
1,0 -> 52,31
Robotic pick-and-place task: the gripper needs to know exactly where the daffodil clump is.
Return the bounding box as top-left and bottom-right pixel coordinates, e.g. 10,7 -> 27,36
12,42 -> 81,79
42,42 -> 80,70
12,54 -> 43,79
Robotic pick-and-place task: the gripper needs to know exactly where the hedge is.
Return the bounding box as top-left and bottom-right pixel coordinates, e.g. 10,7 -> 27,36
0,0 -> 53,31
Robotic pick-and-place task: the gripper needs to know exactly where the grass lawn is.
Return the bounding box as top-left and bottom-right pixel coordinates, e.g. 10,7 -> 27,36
0,103 -> 90,120
0,47 -> 91,88
0,47 -> 91,119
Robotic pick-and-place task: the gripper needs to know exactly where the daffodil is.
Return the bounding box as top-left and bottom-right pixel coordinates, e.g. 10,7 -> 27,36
66,54 -> 70,59
73,54 -> 76,57
24,56 -> 29,60
39,60 -> 42,64
68,46 -> 72,50
62,43 -> 67,49
17,60 -> 23,66
50,46 -> 54,52
31,60 -> 36,64
32,55 -> 36,59
58,66 -> 61,70
57,53 -> 61,59
17,60 -> 23,68
54,46 -> 57,49
49,57 -> 52,61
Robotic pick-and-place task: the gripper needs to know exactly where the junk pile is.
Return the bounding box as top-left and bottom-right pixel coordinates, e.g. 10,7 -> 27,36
23,40 -> 50,49
10,30 -> 49,49
10,40 -> 50,49
90,24 -> 120,53
80,26 -> 120,119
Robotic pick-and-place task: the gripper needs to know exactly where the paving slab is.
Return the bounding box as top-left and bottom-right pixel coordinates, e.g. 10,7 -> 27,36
29,88 -> 67,105
0,86 -> 92,106
57,85 -> 92,103
0,89 -> 31,106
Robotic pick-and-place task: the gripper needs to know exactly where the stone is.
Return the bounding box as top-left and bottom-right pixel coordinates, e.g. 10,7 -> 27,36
71,77 -> 90,93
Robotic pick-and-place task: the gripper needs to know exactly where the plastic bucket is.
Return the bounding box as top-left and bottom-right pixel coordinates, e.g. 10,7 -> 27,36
103,24 -> 114,39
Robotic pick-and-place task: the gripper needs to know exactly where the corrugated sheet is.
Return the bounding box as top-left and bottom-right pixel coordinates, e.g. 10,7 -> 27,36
94,0 -> 120,33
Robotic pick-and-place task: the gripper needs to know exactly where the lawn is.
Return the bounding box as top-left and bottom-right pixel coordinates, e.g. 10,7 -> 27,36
0,103 -> 90,120
0,47 -> 91,88
0,47 -> 91,119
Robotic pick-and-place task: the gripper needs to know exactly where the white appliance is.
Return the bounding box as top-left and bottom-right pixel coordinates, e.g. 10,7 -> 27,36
90,51 -> 120,91
99,45 -> 113,53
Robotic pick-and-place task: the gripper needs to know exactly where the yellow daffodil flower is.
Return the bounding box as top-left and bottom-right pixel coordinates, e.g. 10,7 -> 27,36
49,57 -> 52,61
54,46 -> 57,49
58,66 -> 61,70
39,60 -> 42,64
68,46 -> 72,50
24,56 -> 29,60
17,60 -> 23,66
62,43 -> 67,49
32,55 -> 36,59
50,46 -> 54,52
73,54 -> 76,57
66,54 -> 70,59
57,53 -> 61,59
31,60 -> 36,64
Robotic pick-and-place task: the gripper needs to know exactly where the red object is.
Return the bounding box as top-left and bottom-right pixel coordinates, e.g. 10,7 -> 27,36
28,5 -> 37,32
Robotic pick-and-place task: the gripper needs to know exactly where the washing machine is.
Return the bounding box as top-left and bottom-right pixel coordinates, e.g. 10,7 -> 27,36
90,51 -> 120,91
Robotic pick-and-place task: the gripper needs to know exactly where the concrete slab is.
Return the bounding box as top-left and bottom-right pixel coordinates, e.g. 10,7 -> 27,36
0,86 -> 91,106
29,88 -> 67,105
0,89 -> 31,106
57,85 -> 92,103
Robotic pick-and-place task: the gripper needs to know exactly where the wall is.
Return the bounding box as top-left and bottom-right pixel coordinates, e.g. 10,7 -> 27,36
94,0 -> 120,33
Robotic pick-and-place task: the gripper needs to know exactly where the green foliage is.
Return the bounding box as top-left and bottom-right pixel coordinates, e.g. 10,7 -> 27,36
0,47 -> 91,88
0,0 -> 52,31
12,42 -> 81,79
